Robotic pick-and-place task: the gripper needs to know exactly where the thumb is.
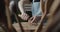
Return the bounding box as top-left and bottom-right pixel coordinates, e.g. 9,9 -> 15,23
18,14 -> 21,17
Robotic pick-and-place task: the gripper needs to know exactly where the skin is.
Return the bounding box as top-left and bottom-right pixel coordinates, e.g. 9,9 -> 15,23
18,0 -> 30,20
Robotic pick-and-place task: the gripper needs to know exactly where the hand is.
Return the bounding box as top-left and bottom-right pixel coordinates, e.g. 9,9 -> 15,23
18,13 -> 29,20
28,16 -> 41,25
28,16 -> 37,25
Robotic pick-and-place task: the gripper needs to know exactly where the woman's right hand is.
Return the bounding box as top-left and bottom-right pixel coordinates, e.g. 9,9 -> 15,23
28,16 -> 41,26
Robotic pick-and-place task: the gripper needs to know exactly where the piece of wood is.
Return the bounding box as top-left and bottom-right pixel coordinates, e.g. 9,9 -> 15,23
41,0 -> 60,32
13,22 -> 37,31
13,22 -> 45,32
5,0 -> 14,32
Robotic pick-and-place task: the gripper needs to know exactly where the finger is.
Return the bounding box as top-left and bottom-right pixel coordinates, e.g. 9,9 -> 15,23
28,17 -> 34,23
24,15 -> 27,20
24,15 -> 28,20
31,16 -> 36,22
28,17 -> 33,23
30,17 -> 34,20
18,14 -> 21,17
